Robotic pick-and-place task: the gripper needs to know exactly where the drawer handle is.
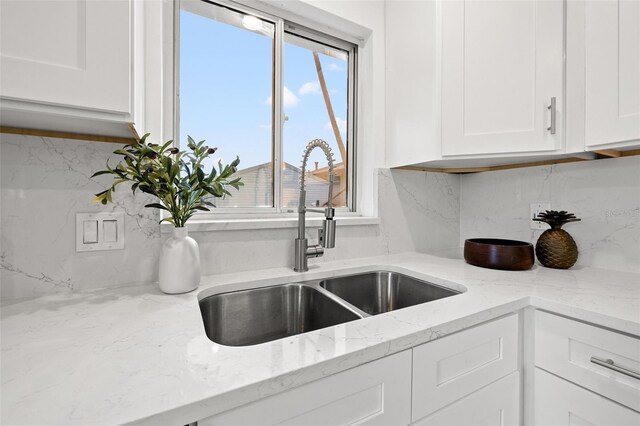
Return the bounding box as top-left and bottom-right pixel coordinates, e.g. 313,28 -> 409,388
590,356 -> 640,380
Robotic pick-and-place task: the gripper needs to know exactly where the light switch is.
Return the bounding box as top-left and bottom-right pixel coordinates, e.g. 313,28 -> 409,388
103,220 -> 118,243
83,220 -> 99,243
76,212 -> 125,252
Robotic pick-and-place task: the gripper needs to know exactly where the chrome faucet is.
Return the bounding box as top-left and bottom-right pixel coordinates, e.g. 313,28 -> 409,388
294,139 -> 337,272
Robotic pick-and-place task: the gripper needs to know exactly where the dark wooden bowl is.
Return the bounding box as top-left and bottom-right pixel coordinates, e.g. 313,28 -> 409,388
464,238 -> 534,271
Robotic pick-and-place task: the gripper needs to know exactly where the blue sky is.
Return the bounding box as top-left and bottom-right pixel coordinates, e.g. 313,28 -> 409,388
179,10 -> 348,173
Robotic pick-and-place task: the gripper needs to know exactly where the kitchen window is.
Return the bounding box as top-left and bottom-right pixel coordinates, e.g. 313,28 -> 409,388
177,0 -> 357,218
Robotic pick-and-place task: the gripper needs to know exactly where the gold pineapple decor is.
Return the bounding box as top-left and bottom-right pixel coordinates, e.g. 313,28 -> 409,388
533,210 -> 581,269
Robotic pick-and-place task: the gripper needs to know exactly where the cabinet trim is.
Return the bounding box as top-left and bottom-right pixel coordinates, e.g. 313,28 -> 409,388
395,150 -> 640,174
0,126 -> 136,145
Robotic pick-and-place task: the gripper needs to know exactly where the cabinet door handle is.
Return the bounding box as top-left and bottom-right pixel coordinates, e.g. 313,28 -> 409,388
547,97 -> 556,135
590,356 -> 640,380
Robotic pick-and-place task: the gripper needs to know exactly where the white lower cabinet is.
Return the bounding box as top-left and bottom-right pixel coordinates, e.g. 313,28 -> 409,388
413,372 -> 520,426
534,368 -> 639,426
199,350 -> 412,426
199,314 -> 522,426
412,314 -> 519,419
534,310 -> 640,411
195,310 -> 640,426
532,310 -> 640,426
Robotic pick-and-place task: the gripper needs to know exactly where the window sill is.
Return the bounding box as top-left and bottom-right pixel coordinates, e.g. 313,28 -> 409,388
160,215 -> 380,233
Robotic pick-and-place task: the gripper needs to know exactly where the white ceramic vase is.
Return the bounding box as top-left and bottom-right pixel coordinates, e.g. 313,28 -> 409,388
158,227 -> 200,294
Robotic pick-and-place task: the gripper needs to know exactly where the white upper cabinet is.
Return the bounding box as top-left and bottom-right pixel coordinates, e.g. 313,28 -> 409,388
386,0 -> 638,169
584,0 -> 640,149
385,0 -> 566,168
0,0 -> 142,138
1,0 -> 131,114
441,0 -> 564,157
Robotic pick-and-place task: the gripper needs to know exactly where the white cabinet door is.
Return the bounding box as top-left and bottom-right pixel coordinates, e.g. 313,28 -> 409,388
199,350 -> 412,426
441,0 -> 563,156
0,0 -> 132,115
413,372 -> 520,426
412,314 -> 519,420
534,368 -> 640,426
584,0 -> 640,149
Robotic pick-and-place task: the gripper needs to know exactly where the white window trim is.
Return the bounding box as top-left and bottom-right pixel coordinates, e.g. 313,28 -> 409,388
160,214 -> 380,233
158,0 -> 379,231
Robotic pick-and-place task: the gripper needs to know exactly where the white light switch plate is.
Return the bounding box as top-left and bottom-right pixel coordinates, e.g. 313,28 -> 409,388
530,203 -> 551,230
76,212 -> 125,252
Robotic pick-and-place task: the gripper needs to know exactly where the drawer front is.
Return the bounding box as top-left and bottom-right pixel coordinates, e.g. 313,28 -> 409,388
413,371 -> 520,426
534,368 -> 640,426
412,314 -> 519,421
535,310 -> 640,411
199,350 -> 412,426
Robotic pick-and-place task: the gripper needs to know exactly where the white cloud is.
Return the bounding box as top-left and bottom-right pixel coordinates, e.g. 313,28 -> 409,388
283,87 -> 299,108
327,63 -> 345,72
264,86 -> 299,108
324,117 -> 347,134
298,81 -> 321,95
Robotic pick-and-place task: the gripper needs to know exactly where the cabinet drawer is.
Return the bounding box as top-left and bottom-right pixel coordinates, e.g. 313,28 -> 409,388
534,368 -> 640,426
199,350 -> 412,426
535,310 -> 640,411
413,371 -> 520,426
412,314 -> 519,421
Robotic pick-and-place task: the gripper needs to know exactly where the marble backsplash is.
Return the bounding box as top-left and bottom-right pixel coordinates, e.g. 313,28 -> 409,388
0,134 -> 460,300
460,156 -> 640,273
3,134 -> 637,300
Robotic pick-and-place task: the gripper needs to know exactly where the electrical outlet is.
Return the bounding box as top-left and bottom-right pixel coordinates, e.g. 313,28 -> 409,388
530,203 -> 551,229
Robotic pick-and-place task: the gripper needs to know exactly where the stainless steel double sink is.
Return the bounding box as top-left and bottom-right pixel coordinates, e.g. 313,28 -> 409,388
199,271 -> 461,346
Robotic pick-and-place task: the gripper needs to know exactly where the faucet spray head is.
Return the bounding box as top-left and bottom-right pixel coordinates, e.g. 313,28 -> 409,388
320,214 -> 336,249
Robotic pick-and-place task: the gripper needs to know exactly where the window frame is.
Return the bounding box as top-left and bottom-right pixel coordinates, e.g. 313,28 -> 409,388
174,0 -> 358,220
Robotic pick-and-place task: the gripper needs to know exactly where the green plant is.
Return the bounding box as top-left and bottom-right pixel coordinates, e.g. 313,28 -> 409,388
91,134 -> 243,227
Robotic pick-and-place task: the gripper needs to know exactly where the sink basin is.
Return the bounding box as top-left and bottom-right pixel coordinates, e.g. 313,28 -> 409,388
319,271 -> 460,315
199,284 -> 362,346
199,271 -> 461,346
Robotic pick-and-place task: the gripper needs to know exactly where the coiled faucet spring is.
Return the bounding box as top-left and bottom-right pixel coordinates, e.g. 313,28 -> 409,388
294,139 -> 337,272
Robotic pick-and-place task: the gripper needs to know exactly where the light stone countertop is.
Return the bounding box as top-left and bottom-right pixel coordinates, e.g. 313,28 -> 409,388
2,252 -> 639,426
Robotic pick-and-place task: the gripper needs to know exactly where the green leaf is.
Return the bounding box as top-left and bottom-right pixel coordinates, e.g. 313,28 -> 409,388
145,203 -> 169,211
159,217 -> 175,225
91,189 -> 108,203
138,184 -> 155,195
160,139 -> 173,152
91,170 -> 114,178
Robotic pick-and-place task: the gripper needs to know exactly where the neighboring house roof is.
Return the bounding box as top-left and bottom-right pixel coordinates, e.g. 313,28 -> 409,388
214,162 -> 335,209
